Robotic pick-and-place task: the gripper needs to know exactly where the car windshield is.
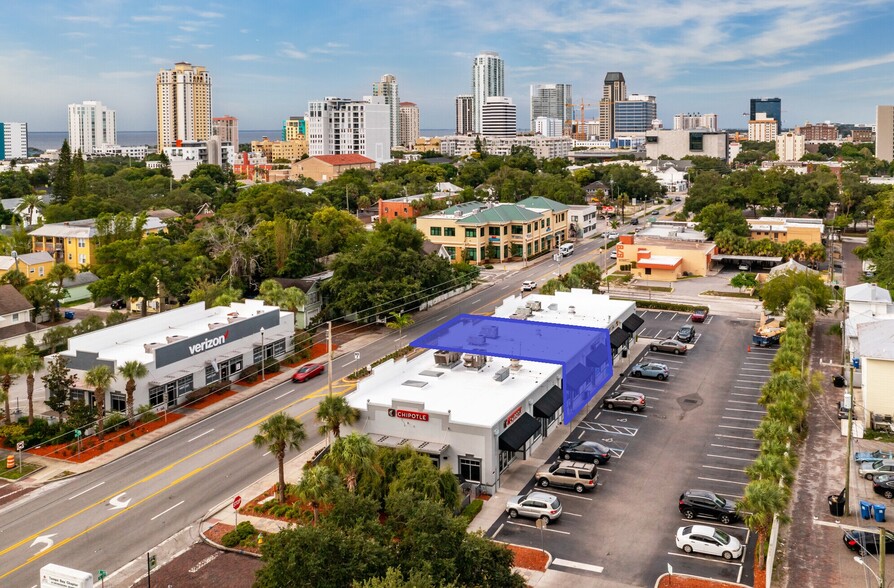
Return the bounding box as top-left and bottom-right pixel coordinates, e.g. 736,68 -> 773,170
548,498 -> 560,509
713,495 -> 727,508
299,366 -> 312,373
713,529 -> 731,544
871,460 -> 884,469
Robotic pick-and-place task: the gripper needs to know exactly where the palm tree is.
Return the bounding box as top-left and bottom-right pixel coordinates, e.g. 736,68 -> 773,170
15,193 -> 45,226
315,394 -> 359,440
0,349 -> 20,424
745,451 -> 797,486
17,351 -> 43,425
753,419 -> 797,447
297,465 -> 340,527
386,311 -> 414,350
118,360 -> 148,423
324,432 -> 379,493
253,413 -> 306,502
258,279 -> 285,307
84,365 -> 116,441
738,479 -> 791,568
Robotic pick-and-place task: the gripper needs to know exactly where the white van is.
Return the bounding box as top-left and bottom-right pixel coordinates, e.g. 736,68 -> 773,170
559,243 -> 574,256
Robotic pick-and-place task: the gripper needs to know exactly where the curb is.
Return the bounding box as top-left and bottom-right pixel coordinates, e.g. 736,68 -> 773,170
653,572 -> 751,588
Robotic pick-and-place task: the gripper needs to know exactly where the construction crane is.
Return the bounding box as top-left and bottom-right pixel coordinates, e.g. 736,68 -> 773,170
565,99 -> 598,140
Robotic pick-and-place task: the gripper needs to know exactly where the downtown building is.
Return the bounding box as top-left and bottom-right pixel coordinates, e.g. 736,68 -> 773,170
776,131 -> 806,161
0,122 -> 28,160
748,114 -> 779,142
156,62 -> 213,153
306,97 -> 391,164
673,113 -> 718,132
472,52 -> 505,133
282,116 -> 306,141
481,97 -> 517,137
599,72 -> 627,140
750,97 -> 782,129
372,74 -> 401,152
67,101 -> 117,155
399,102 -> 420,148
614,94 -> 657,134
455,95 -> 474,134
438,134 -> 572,158
793,121 -> 838,142
530,83 -> 572,132
212,115 -> 239,148
877,105 -> 894,163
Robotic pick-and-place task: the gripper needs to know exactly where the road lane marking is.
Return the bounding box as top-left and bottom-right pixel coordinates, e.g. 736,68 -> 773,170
274,390 -> 291,400
189,551 -> 221,573
263,451 -> 271,456
188,429 -> 215,443
552,558 -> 604,573
150,500 -> 184,521
68,482 -> 105,500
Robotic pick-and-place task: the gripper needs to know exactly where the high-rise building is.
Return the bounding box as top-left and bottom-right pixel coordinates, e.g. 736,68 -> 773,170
750,98 -> 782,129
283,116 -> 306,141
614,94 -> 657,134
0,122 -> 28,160
776,131 -> 805,161
673,113 -> 718,132
156,62 -> 213,153
599,72 -> 627,140
399,102 -> 420,148
530,84 -> 572,132
748,113 -> 779,142
878,106 -> 894,163
793,122 -> 838,142
455,95 -> 474,135
67,101 -> 116,155
372,74 -> 400,151
472,52 -> 505,133
212,115 -> 238,147
306,96 -> 391,164
481,97 -> 517,137
533,117 -> 563,137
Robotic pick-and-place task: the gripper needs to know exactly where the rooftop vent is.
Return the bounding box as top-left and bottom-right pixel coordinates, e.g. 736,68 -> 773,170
568,305 -> 576,315
433,350 -> 461,366
548,303 -> 558,311
493,367 -> 510,382
509,358 -> 522,372
462,354 -> 486,370
526,300 -> 542,312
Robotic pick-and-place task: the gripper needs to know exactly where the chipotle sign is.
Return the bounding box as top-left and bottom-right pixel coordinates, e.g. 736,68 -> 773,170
388,408 -> 429,422
504,406 -> 523,427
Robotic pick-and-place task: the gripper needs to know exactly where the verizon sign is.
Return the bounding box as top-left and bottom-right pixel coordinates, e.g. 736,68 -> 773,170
388,408 -> 429,422
188,330 -> 229,355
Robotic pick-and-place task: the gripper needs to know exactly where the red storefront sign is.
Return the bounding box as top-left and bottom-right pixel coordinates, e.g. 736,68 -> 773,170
504,406 -> 523,427
388,408 -> 430,422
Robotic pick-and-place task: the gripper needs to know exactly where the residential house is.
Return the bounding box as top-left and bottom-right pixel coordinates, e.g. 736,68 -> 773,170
0,252 -> 54,283
856,321 -> 894,425
290,154 -> 376,183
274,270 -> 334,329
0,284 -> 40,347
844,283 -> 894,389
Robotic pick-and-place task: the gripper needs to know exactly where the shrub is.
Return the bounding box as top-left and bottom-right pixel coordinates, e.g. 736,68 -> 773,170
459,499 -> 484,525
220,521 -> 258,548
0,424 -> 28,447
261,359 -> 281,376
484,264 -> 494,269
136,405 -> 159,423
104,413 -> 127,433
238,364 -> 260,383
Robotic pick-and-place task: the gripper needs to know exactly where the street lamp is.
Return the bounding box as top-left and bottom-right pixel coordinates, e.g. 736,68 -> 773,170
259,327 -> 265,379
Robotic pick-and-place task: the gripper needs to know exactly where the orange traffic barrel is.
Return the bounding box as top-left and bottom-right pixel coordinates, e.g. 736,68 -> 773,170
6,455 -> 14,469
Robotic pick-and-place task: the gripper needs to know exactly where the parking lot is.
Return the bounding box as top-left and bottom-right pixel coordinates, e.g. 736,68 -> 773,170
488,310 -> 768,586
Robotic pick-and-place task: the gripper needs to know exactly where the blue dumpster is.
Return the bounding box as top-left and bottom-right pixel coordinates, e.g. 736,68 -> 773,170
876,504 -> 887,522
860,500 -> 872,520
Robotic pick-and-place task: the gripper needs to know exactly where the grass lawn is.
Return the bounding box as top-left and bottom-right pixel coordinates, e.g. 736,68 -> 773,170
0,462 -> 40,480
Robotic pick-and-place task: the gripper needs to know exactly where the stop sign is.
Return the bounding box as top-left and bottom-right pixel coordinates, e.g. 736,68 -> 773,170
233,495 -> 242,510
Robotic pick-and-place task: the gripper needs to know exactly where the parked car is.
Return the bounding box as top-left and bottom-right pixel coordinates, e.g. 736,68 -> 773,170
521,280 -> 537,292
630,362 -> 669,380
534,460 -> 598,493
674,196 -> 682,202
855,449 -> 894,463
860,459 -> 894,480
559,440 -> 612,465
110,299 -> 126,310
292,363 -> 325,383
676,525 -> 744,560
691,309 -> 708,323
602,390 -> 646,412
650,339 -> 688,355
675,325 -> 695,343
505,491 -> 563,521
606,232 -> 620,239
843,528 -> 894,555
873,478 -> 894,499
678,489 -> 738,525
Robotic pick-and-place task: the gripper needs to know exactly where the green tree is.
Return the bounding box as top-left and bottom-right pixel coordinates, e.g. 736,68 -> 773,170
84,365 -> 115,441
15,193 -> 46,226
18,351 -> 43,425
297,465 -> 341,527
43,355 -> 76,423
694,203 -> 749,240
569,262 -> 602,292
325,432 -> 380,493
738,479 -> 790,569
52,140 -> 73,203
42,325 -> 75,354
48,262 -> 76,307
253,412 -> 307,502
118,360 -> 148,422
388,451 -> 461,510
0,349 -> 21,424
730,272 -> 758,292
759,270 -> 831,314
0,269 -> 28,290
316,394 -> 360,440
386,311 -> 414,348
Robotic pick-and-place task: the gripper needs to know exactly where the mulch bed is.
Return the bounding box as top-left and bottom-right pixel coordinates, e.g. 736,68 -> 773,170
657,575 -> 751,588
506,544 -> 549,571
27,413 -> 184,462
188,389 -> 237,410
205,522 -> 262,555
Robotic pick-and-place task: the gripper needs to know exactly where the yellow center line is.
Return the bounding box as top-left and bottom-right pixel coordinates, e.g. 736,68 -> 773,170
0,383 -> 330,571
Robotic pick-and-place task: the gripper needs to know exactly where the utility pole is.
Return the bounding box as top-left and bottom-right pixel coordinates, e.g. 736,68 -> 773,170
880,525 -> 886,588
844,365 -> 854,516
327,321 -> 333,396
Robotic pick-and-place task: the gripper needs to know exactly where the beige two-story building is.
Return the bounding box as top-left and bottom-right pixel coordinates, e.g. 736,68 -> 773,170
746,217 -> 824,246
415,197 -> 570,265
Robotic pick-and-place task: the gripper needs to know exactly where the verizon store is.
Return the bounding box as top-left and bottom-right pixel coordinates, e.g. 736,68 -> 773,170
59,300 -> 294,413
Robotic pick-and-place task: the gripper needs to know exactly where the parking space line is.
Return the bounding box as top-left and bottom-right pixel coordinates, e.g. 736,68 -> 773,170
698,476 -> 748,486
710,444 -> 760,452
725,408 -> 765,414
707,453 -> 756,462
543,491 -> 593,501
578,422 -> 639,436
744,359 -> 773,364
722,416 -> 763,423
551,558 -> 604,574
704,316 -> 714,324
655,312 -> 664,320
621,383 -> 665,392
715,492 -> 744,500
740,367 -> 770,372
728,400 -> 759,405
654,329 -> 663,338
667,551 -> 744,568
733,387 -> 760,391
719,425 -> 755,431
702,465 -> 745,473
504,521 -> 571,535
601,409 -> 648,418
716,434 -> 758,442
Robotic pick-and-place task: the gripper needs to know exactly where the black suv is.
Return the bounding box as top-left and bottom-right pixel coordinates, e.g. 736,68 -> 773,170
678,489 -> 738,525
676,325 -> 695,343
559,441 -> 612,465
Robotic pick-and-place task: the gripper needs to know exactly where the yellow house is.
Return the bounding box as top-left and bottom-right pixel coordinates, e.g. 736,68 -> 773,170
415,197 -> 570,265
0,251 -> 55,283
615,234 -> 717,282
29,216 -> 167,271
746,217 -> 824,245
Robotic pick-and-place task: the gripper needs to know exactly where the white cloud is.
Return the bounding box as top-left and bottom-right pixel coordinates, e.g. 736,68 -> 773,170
230,54 -> 264,62
278,42 -> 307,60
132,15 -> 171,23
194,44 -> 214,50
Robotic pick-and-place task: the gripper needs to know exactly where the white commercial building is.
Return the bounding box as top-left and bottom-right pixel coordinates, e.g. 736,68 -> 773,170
644,129 -> 728,160
472,51 -> 505,134
162,139 -> 235,179
345,290 -> 639,492
748,114 -> 779,142
776,131 -> 806,161
68,101 -> 117,156
673,113 -> 718,132
481,96 -> 516,137
438,134 -> 572,158
0,122 -> 28,160
567,204 -> 602,239
95,144 -> 150,159
59,300 -> 293,414
307,96 -> 391,164
372,74 -> 400,152
533,117 -> 563,138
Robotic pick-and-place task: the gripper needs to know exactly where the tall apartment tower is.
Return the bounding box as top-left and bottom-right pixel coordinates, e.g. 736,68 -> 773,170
750,98 -> 782,129
156,62 -> 213,153
0,122 -> 28,160
472,52 -> 505,133
306,96 -> 391,164
455,95 -> 474,134
67,101 -> 117,155
372,74 -> 400,152
212,115 -> 238,148
399,102 -> 420,148
530,84 -> 572,132
599,72 -> 627,140
877,105 -> 894,163
481,97 -> 516,137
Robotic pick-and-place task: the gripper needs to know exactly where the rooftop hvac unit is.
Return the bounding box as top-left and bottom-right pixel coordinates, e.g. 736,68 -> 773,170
509,358 -> 522,371
548,303 -> 558,311
525,300 -> 542,312
568,305 -> 576,314
493,367 -> 510,382
434,350 -> 461,366
463,354 -> 486,370
480,325 -> 499,338
515,307 -> 532,316
509,313 -> 529,320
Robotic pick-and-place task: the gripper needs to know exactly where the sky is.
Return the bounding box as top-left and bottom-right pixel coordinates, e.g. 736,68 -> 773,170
2,0 -> 893,132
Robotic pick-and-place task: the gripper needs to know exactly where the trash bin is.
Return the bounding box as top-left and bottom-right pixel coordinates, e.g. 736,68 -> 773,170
64,310 -> 75,320
876,504 -> 887,523
829,494 -> 845,516
833,374 -> 846,388
861,500 -> 872,520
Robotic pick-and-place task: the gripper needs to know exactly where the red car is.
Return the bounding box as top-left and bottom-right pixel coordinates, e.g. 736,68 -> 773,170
691,309 -> 708,323
292,363 -> 325,383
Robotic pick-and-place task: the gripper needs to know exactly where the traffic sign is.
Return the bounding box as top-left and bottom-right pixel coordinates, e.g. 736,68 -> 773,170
16,441 -> 24,451
354,352 -> 360,360
98,570 -> 107,579
233,495 -> 242,510
74,429 -> 82,438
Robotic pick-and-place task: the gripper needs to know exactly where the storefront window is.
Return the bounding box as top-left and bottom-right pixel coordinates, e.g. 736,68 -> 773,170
149,386 -> 165,407
110,392 -> 126,413
459,456 -> 482,482
498,450 -> 515,473
177,375 -> 194,397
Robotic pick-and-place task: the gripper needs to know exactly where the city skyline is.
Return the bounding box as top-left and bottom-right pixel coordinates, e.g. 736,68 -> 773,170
2,1 -> 893,131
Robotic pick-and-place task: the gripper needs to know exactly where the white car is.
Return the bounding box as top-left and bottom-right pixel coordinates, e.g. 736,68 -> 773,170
675,525 -> 744,560
606,232 -> 620,240
609,249 -> 617,259
505,491 -> 563,522
521,280 -> 537,292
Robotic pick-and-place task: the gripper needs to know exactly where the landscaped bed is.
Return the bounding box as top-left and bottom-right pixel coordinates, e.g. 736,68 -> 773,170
656,573 -> 753,588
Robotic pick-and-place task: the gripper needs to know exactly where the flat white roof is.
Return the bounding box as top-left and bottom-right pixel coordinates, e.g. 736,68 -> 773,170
348,349 -> 561,427
493,289 -> 634,329
636,225 -> 707,241
639,255 -> 683,266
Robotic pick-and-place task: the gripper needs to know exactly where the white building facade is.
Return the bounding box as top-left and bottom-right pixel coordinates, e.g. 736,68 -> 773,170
438,134 -> 572,158
307,96 -> 391,164
673,113 -> 718,132
0,122 -> 28,160
877,105 -> 894,163
748,114 -> 779,142
644,129 -> 729,160
776,131 -> 806,161
481,97 -> 516,137
372,74 -> 400,152
162,140 -> 235,179
399,102 -> 420,148
68,101 -> 117,156
530,83 -> 572,132
533,117 -> 563,138
472,52 -> 504,134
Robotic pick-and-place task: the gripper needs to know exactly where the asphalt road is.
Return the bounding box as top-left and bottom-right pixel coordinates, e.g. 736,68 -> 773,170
487,309 -> 765,586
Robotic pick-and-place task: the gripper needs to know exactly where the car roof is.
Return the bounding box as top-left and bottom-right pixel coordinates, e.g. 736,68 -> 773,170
557,460 -> 596,469
684,489 -> 718,499
525,491 -> 558,501
682,524 -> 720,535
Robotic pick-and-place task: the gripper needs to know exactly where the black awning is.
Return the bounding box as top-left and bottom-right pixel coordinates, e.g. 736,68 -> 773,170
498,413 -> 541,452
533,385 -> 563,418
610,328 -> 631,350
622,313 -> 644,334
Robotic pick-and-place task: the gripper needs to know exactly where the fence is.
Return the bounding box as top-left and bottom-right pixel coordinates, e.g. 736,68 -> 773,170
765,513 -> 781,588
